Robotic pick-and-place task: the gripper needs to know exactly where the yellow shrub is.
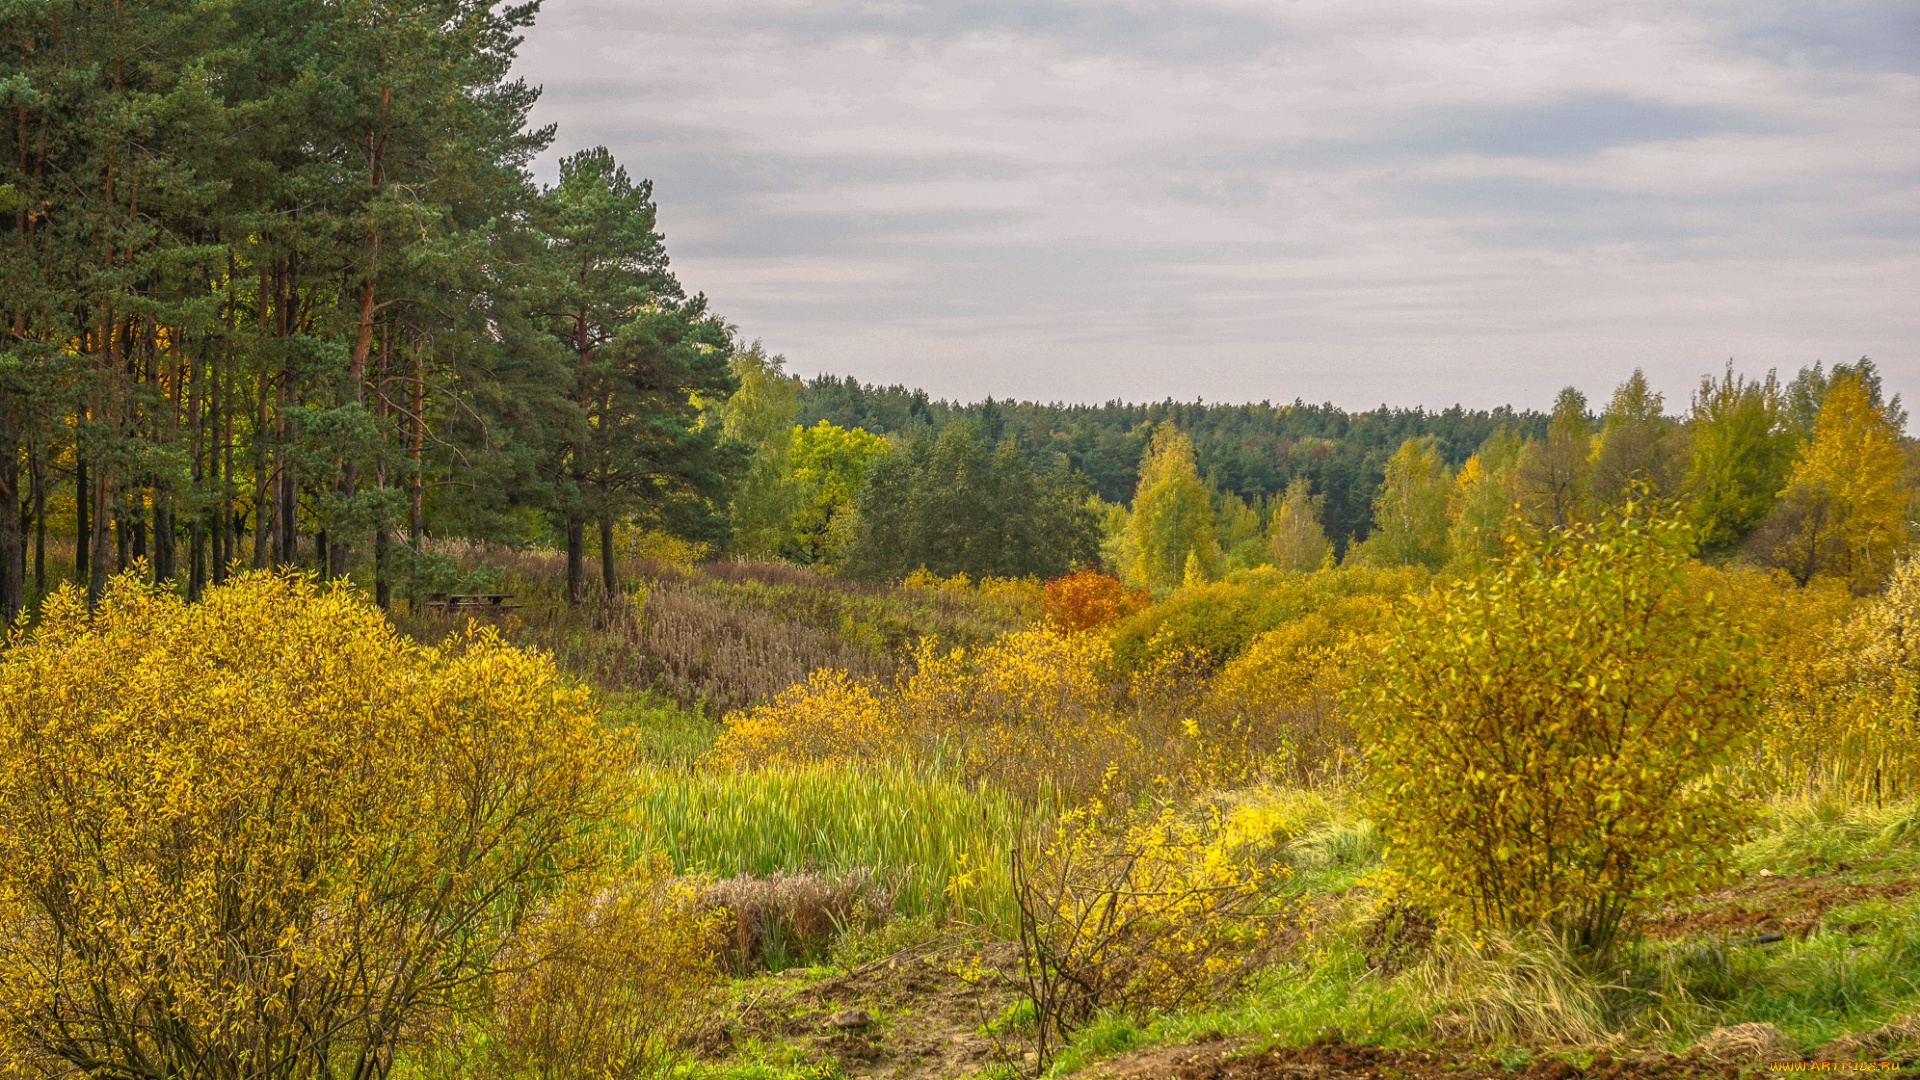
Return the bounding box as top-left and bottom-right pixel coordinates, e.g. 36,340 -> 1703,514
711,629 -> 1128,800
611,521 -> 711,567
707,667 -> 902,767
1347,501 -> 1763,949
1013,803 -> 1287,1062
1104,563 -> 1424,678
975,574 -> 1046,617
904,566 -> 971,591
483,858 -> 723,1080
1757,553 -> 1920,798
0,572 -> 629,1079
1199,596 -> 1388,785
1691,564 -> 1860,793
903,568 -> 1046,619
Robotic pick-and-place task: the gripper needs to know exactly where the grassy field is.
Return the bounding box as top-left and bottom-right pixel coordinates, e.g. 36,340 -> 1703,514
630,760 -> 1029,931
380,546 -> 1920,1078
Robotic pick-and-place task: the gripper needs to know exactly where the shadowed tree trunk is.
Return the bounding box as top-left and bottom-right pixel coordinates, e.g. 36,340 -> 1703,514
600,514 -> 616,597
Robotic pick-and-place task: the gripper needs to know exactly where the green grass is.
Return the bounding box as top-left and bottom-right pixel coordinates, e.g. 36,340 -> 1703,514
630,761 -> 1029,930
603,690 -> 720,763
1036,793 -> 1920,1076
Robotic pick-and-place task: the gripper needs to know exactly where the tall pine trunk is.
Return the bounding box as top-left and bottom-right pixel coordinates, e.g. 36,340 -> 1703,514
329,462 -> 353,580
215,349 -> 233,581
277,379 -> 298,567
0,419 -> 21,625
87,469 -> 109,607
599,514 -> 616,597
187,342 -> 205,599
151,332 -> 177,584
115,499 -> 129,571
75,457 -> 89,588
565,516 -> 586,604
375,523 -> 391,610
30,445 -> 44,597
407,340 -> 424,611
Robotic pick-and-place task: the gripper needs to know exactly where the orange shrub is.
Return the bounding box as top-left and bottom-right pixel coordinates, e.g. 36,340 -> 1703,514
1043,571 -> 1149,634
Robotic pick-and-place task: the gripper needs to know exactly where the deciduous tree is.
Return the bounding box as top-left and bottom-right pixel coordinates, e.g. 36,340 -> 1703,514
1266,476 -> 1331,572
1685,364 -> 1795,553
1591,369 -> 1685,506
1124,422 -> 1218,590
1353,438 -> 1449,570
1747,372 -> 1908,592
1516,387 -> 1592,528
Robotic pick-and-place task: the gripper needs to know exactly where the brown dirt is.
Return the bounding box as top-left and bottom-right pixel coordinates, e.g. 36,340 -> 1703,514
687,953 -> 1024,1080
1637,872 -> 1920,940
1091,1040 -> 1812,1080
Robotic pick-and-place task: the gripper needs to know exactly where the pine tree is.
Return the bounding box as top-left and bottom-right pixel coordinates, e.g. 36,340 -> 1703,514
841,422 -> 1096,581
531,146 -> 739,601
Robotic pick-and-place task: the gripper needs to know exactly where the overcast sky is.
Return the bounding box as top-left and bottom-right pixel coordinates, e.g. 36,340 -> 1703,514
513,1 -> 1920,414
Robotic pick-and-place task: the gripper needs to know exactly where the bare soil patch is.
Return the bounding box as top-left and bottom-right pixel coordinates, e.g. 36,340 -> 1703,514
689,954 -> 1023,1080
1638,872 -> 1919,940
1093,1040 -> 1764,1080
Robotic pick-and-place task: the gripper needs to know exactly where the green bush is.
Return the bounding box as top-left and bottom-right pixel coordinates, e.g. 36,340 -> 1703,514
1347,499 -> 1763,951
1103,564 -> 1425,677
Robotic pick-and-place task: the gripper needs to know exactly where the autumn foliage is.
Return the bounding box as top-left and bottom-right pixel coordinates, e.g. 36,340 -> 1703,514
1042,570 -> 1148,634
711,629 -> 1128,799
1348,499 -> 1764,949
0,572 -> 710,1080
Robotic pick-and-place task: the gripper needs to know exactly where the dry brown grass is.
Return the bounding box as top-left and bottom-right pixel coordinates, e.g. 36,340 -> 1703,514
696,868 -> 892,973
391,545 -> 1029,715
625,583 -> 890,715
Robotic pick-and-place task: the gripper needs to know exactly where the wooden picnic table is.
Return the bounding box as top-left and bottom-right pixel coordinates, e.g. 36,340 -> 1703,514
425,592 -> 521,613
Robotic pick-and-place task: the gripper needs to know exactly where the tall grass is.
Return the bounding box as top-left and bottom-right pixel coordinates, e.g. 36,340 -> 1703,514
393,543 -> 1032,714
630,761 -> 1031,931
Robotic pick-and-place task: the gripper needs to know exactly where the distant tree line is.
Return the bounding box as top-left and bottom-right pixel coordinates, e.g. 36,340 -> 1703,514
795,374 -> 1551,551
774,361 -> 1913,596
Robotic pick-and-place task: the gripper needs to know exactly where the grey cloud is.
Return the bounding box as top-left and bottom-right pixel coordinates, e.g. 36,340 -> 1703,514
1721,0 -> 1920,75
684,207 -> 1034,259
514,1 -> 1920,409
1400,94 -> 1778,160
748,0 -> 1297,65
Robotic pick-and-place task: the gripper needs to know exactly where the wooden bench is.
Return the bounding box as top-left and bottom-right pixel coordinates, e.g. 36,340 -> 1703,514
425,593 -> 522,614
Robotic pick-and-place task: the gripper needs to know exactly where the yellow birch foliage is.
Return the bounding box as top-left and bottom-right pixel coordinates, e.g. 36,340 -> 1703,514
0,572 -> 630,1080
704,667 -> 903,768
1202,598 -> 1387,784
1347,499 -> 1763,947
1745,554 -> 1920,797
1761,372 -> 1908,591
1013,802 -> 1286,1059
1125,422 -> 1219,590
